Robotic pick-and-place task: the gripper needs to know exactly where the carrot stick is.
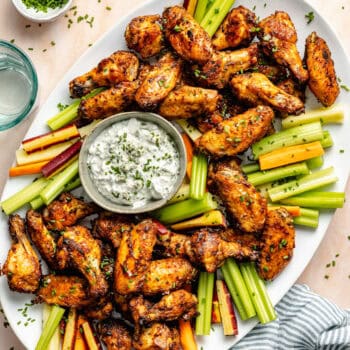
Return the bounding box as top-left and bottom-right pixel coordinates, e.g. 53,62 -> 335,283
9,161 -> 49,177
259,141 -> 324,170
179,320 -> 198,350
182,133 -> 194,179
268,205 -> 301,217
74,315 -> 88,350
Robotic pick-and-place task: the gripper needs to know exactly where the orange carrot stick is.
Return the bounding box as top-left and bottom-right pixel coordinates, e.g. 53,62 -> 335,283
74,315 -> 88,350
179,320 -> 198,350
182,133 -> 194,179
268,205 -> 301,217
9,161 -> 49,177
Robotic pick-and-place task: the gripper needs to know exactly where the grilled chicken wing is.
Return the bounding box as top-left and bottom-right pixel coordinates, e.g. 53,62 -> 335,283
305,32 -> 339,106
198,44 -> 259,89
258,11 -> 308,83
69,51 -> 139,98
135,53 -> 182,110
276,78 -> 306,102
209,160 -> 267,233
162,6 -> 213,64
76,81 -> 139,126
158,85 -> 220,119
98,319 -> 132,350
84,297 -> 113,320
252,53 -> 288,83
35,274 -> 91,307
42,192 -> 96,231
221,228 -> 261,251
212,6 -> 257,50
2,215 -> 41,293
196,105 -> 274,158
125,15 -> 164,59
258,208 -> 295,280
133,323 -> 181,350
26,209 -> 57,268
56,225 -> 108,298
230,73 -> 304,114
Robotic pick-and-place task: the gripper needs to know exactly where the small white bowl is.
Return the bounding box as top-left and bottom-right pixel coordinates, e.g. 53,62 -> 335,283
12,0 -> 73,23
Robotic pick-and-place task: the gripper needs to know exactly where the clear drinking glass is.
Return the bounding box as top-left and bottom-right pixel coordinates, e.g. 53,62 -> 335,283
0,40 -> 38,131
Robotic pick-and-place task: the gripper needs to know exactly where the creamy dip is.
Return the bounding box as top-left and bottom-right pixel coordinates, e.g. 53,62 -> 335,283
87,117 -> 180,208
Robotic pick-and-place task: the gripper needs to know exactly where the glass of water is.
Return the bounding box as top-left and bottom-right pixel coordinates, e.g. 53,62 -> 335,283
0,40 -> 38,131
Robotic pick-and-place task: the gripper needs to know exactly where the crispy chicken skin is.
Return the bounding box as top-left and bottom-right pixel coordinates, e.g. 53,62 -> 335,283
98,319 -> 132,350
258,208 -> 295,280
305,32 -> 339,106
130,289 -> 197,324
56,225 -> 109,298
135,53 -> 182,110
69,51 -> 139,98
276,78 -> 306,102
252,53 -> 288,83
77,81 -> 139,126
125,15 -> 164,59
2,215 -> 41,293
209,160 -> 267,233
162,6 -> 213,64
42,192 -> 97,231
258,11 -> 309,83
133,323 -> 181,350
84,297 -> 113,320
35,274 -> 91,307
26,209 -> 57,268
158,85 -> 220,119
198,44 -> 259,89
196,106 -> 274,158
212,6 -> 257,50
221,228 -> 261,252
230,73 -> 305,114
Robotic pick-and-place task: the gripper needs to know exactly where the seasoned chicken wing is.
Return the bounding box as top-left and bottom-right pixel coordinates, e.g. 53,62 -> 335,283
209,160 -> 267,233
98,319 -> 132,350
258,11 -> 309,83
84,297 -> 113,320
221,228 -> 261,252
230,73 -> 304,114
2,215 -> 41,293
305,32 -> 339,106
56,225 -> 109,298
26,209 -> 57,268
258,208 -> 295,280
158,85 -> 220,119
135,53 -> 182,110
162,6 -> 213,63
69,51 -> 139,98
42,192 -> 97,231
276,78 -> 306,102
198,44 -> 259,89
196,105 -> 274,158
252,53 -> 288,83
212,6 -> 257,50
125,15 -> 164,59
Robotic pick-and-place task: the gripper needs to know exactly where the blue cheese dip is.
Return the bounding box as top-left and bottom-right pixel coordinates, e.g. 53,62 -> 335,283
87,117 -> 180,208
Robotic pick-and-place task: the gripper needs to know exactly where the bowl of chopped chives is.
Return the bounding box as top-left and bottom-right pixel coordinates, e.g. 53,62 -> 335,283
12,0 -> 73,23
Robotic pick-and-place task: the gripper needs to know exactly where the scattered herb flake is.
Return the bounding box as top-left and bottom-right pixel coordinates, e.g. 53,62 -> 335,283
305,11 -> 314,24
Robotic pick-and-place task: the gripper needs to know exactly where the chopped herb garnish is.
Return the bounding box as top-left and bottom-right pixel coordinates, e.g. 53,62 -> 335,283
305,11 -> 315,24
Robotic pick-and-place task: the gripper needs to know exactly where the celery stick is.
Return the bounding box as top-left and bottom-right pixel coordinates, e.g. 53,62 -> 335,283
30,196 -> 44,210
240,262 -> 276,324
320,130 -> 333,148
167,183 -> 190,204
306,156 -> 324,169
241,163 -> 260,174
42,304 -> 61,350
293,215 -> 319,228
252,122 -> 323,159
190,153 -> 208,200
176,119 -> 202,142
35,305 -> 65,350
282,105 -> 344,129
1,177 -> 49,215
152,192 -> 218,224
268,167 -> 338,202
203,272 -> 215,335
299,208 -> 319,219
247,162 -> 309,186
194,0 -> 209,22
195,271 -> 208,335
280,191 -> 345,209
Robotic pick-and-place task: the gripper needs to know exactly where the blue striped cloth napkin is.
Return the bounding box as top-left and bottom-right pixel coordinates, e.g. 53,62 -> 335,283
233,284 -> 350,349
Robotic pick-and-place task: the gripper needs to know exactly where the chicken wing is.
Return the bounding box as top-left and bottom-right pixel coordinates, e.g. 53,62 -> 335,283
158,85 -> 220,119
305,31 -> 339,106
130,289 -> 197,324
212,6 -> 257,50
221,228 -> 261,252
69,51 -> 139,98
26,209 -> 57,268
125,15 -> 164,59
276,78 -> 306,102
258,208 -> 295,280
98,319 -> 132,350
197,44 -> 259,89
209,160 -> 267,233
162,6 -> 213,64
2,215 -> 41,293
135,53 -> 182,110
56,225 -> 109,298
258,11 -> 309,83
196,105 -> 274,158
84,297 -> 113,320
230,73 -> 304,114
42,192 -> 97,231
252,53 -> 288,83
76,81 -> 139,126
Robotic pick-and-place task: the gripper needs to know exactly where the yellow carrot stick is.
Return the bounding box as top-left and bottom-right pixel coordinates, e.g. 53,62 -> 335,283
179,320 -> 198,350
